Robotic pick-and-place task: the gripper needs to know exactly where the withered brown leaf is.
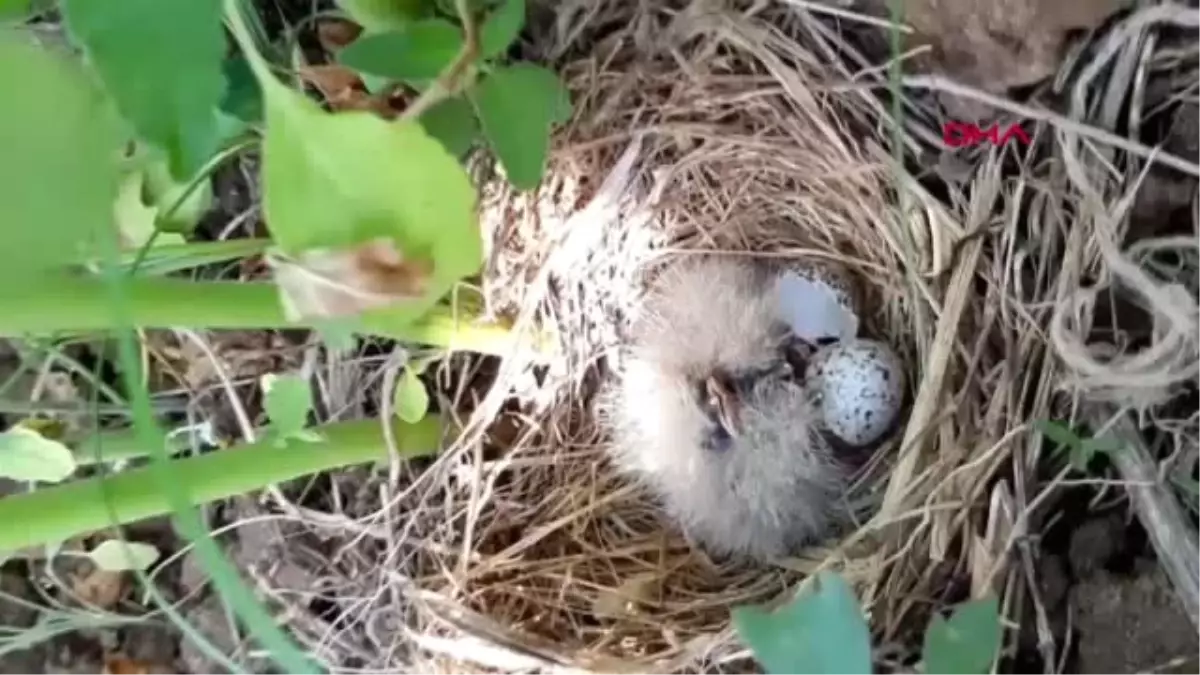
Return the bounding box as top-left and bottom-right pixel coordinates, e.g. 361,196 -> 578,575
267,237 -> 435,321
298,64 -> 397,118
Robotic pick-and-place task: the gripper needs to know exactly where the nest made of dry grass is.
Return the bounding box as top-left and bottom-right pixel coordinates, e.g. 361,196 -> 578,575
398,2 -> 982,670
223,1 -> 1198,673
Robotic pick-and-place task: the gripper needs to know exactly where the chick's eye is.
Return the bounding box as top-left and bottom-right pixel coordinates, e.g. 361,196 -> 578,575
780,338 -> 811,379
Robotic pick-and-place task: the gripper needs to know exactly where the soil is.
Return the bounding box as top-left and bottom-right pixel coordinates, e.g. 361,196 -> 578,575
1014,507 -> 1199,674
1073,566 -> 1199,674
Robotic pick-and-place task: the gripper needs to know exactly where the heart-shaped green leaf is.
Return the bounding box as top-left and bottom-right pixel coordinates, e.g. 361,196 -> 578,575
339,19 -> 463,82
0,427 -> 78,483
479,0 -> 525,59
393,367 -> 430,423
0,30 -> 121,282
63,0 -> 225,179
252,61 -> 480,320
419,95 -> 480,158
335,0 -> 427,32
471,63 -> 571,190
922,596 -> 1001,675
732,570 -> 873,674
220,54 -> 264,125
262,372 -> 314,441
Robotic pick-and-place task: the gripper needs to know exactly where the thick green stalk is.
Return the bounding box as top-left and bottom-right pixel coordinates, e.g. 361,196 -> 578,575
0,418 -> 441,553
0,276 -> 536,356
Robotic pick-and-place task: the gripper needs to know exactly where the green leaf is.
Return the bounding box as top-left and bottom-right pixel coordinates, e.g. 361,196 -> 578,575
62,0 -> 226,179
253,62 -> 481,322
0,0 -> 33,20
0,427 -> 78,483
394,368 -> 430,423
261,373 -> 313,438
732,570 -> 873,674
338,20 -> 463,82
420,95 -> 480,158
1034,419 -> 1080,451
315,318 -> 361,352
335,0 -> 427,32
0,30 -> 121,281
1082,433 -> 1124,455
142,157 -> 214,234
472,63 -> 571,190
479,0 -> 525,60
114,170 -> 185,249
1,0 -> 52,20
922,597 -> 1001,675
1068,444 -> 1094,472
220,54 -> 264,125
87,539 -> 160,572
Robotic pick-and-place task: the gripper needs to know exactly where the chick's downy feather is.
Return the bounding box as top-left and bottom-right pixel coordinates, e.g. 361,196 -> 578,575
601,257 -> 851,560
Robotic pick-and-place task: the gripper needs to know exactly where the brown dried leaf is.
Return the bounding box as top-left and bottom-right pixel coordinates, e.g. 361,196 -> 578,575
268,237 -> 435,321
103,656 -> 150,674
298,64 -> 397,118
104,654 -> 173,675
336,90 -> 400,119
316,18 -> 363,52
299,64 -> 363,102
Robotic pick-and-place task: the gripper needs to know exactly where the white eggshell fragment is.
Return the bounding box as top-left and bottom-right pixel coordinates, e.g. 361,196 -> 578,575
773,260 -> 861,343
805,338 -> 904,447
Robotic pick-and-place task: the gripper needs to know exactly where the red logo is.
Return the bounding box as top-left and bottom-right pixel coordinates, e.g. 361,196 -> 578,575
942,121 -> 1031,148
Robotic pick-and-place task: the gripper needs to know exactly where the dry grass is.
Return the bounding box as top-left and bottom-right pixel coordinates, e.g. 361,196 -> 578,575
396,2 -> 993,667
220,1 -> 1199,673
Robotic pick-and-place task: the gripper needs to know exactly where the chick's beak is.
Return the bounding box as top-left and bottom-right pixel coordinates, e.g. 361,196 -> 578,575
704,373 -> 743,437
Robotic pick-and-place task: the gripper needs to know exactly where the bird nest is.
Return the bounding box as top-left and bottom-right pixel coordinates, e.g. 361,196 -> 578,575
252,1 -> 1199,673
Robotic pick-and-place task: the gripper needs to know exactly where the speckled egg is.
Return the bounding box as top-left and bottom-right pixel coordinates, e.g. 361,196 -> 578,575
773,259 -> 863,343
804,338 -> 905,447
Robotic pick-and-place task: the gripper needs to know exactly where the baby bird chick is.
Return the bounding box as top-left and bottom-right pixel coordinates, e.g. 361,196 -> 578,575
602,257 -> 853,561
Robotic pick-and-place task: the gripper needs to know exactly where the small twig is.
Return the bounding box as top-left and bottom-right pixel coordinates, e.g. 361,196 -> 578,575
402,0 -> 481,120
1086,403 -> 1200,630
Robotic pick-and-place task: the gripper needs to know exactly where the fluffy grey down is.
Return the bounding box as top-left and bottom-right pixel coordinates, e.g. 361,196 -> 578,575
601,256 -> 852,561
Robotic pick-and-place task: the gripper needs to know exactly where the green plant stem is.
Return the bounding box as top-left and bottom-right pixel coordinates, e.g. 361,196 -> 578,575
401,0 -> 481,119
0,418 -> 441,553
112,237 -> 273,275
0,275 -> 536,356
